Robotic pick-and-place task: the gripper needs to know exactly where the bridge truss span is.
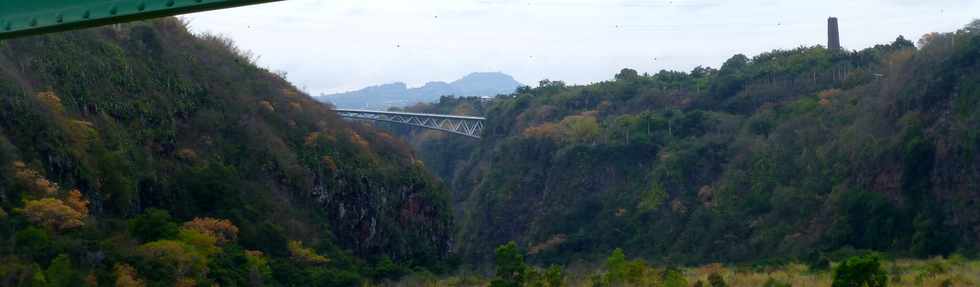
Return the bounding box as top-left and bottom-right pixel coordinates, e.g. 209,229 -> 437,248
333,109 -> 486,139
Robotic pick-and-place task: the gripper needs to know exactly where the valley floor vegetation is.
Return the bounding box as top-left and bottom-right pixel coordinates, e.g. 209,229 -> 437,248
387,243 -> 980,287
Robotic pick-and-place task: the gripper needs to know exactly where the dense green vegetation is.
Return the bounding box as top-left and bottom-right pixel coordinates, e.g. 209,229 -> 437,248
392,21 -> 980,267
0,19 -> 453,285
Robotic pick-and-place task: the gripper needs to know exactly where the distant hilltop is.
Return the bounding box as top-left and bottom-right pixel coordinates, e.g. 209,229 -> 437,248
318,72 -> 523,109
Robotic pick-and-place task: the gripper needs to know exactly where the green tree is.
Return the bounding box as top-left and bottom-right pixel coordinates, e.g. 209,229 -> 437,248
911,213 -> 935,258
602,248 -> 652,286
491,242 -> 527,287
560,114 -> 601,144
29,263 -> 46,287
832,254 -> 888,287
615,68 -> 640,81
543,265 -> 563,287
15,227 -> 53,261
662,268 -> 687,287
45,254 -> 78,287
128,208 -> 179,242
605,248 -> 628,283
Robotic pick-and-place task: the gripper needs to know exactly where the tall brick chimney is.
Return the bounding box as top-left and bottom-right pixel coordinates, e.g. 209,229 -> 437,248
828,17 -> 841,50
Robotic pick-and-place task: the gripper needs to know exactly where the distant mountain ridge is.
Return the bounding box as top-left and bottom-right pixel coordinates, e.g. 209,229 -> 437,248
318,72 -> 522,109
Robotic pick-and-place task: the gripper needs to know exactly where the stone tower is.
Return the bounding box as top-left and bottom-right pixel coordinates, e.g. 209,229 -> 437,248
828,17 -> 841,50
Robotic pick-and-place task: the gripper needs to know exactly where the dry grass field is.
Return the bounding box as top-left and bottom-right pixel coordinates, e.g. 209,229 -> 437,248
383,256 -> 980,287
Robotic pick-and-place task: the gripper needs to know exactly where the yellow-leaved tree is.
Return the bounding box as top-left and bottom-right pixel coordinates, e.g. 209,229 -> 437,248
13,162 -> 90,232
113,264 -> 145,287
288,240 -> 329,265
181,217 -> 239,245
13,161 -> 59,195
65,189 -> 89,215
559,112 -> 601,144
19,198 -> 85,231
523,122 -> 562,141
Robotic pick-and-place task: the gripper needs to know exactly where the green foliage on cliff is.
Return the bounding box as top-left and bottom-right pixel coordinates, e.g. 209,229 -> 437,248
397,23 -> 980,266
0,19 -> 452,284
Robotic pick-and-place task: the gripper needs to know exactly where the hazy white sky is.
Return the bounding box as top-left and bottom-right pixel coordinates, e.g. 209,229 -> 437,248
182,0 -> 978,95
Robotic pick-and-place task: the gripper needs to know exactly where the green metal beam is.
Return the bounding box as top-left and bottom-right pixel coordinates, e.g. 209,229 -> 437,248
0,0 -> 282,40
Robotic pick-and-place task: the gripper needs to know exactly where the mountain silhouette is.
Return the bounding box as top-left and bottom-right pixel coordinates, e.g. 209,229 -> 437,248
318,72 -> 522,109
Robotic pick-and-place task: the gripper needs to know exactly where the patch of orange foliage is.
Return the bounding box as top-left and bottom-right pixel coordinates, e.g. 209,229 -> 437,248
245,250 -> 264,258
818,89 -> 841,107
65,189 -> 90,215
182,217 -> 239,245
258,100 -> 275,112
523,122 -> 562,141
84,273 -> 98,287
349,131 -> 370,151
13,161 -> 91,232
19,198 -> 86,231
35,91 -> 65,114
13,161 -> 59,195
321,155 -> 338,173
304,132 -> 321,146
113,264 -> 145,287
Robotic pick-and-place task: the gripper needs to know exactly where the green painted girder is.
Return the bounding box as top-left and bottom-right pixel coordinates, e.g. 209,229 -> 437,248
0,0 -> 281,40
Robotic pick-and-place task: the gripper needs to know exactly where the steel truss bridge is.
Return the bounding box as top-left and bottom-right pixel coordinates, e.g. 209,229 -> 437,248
333,109 -> 486,139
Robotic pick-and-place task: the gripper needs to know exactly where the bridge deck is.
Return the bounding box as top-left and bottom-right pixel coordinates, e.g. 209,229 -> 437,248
332,109 -> 486,139
332,109 -> 486,120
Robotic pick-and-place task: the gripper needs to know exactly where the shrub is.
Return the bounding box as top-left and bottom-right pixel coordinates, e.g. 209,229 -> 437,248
805,252 -> 832,271
708,272 -> 727,287
128,209 -> 179,242
662,268 -> 687,287
832,255 -> 887,287
491,242 -> 526,287
525,265 -> 564,287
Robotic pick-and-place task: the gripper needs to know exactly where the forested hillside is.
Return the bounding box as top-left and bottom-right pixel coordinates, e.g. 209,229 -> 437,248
393,22 -> 980,266
0,19 -> 452,285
